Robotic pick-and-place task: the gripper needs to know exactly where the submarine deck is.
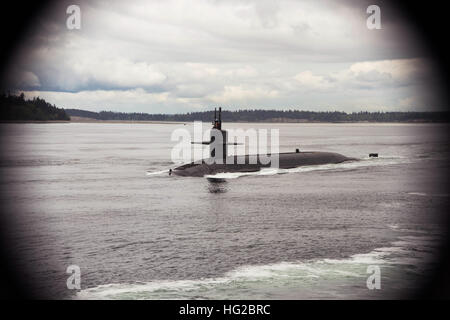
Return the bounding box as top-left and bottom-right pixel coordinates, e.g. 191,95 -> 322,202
172,151 -> 355,177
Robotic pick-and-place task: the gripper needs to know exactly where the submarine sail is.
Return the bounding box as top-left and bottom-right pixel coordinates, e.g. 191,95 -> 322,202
174,108 -> 355,177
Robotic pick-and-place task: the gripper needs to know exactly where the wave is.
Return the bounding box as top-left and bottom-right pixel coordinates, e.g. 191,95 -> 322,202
146,169 -> 170,176
407,192 -> 449,198
205,156 -> 411,180
146,160 -> 193,176
146,156 -> 410,178
76,230 -> 437,300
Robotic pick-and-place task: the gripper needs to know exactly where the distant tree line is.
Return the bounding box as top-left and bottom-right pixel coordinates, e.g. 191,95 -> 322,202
65,108 -> 449,123
0,93 -> 70,121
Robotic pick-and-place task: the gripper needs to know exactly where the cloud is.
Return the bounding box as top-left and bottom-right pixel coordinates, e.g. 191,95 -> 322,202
348,58 -> 430,86
293,58 -> 434,91
208,85 -> 279,103
69,57 -> 167,90
3,0 -> 446,112
23,88 -> 174,113
10,71 -> 41,89
294,71 -> 332,90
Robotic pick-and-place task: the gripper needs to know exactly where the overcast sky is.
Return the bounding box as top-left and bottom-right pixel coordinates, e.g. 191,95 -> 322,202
5,0 -> 447,113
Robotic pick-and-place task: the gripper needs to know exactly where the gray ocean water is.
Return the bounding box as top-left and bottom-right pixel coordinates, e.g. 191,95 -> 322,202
0,122 -> 448,299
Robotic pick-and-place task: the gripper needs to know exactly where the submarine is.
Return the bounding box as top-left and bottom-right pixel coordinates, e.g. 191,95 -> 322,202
171,108 -> 355,177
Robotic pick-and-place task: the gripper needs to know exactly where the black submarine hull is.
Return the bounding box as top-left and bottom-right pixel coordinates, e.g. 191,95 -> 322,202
173,151 -> 355,177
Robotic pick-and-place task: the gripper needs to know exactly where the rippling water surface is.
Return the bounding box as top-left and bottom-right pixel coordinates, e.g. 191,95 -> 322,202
0,122 -> 448,299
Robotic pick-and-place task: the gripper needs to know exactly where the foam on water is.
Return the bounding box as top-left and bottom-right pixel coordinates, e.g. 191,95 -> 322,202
76,228 -> 438,300
146,156 -> 411,178
205,156 -> 411,180
407,192 -> 449,198
146,169 -> 170,176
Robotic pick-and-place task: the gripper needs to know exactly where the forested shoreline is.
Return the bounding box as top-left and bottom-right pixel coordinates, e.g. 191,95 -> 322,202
66,108 -> 449,123
0,93 -> 69,121
1,92 -> 448,123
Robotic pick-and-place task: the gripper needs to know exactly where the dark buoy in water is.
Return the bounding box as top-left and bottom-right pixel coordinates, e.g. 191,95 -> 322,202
369,153 -> 378,158
172,108 -> 356,177
169,169 -> 172,175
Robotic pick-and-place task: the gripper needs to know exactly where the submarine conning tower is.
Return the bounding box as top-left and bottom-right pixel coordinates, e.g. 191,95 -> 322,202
174,107 -> 358,177
210,107 -> 228,163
